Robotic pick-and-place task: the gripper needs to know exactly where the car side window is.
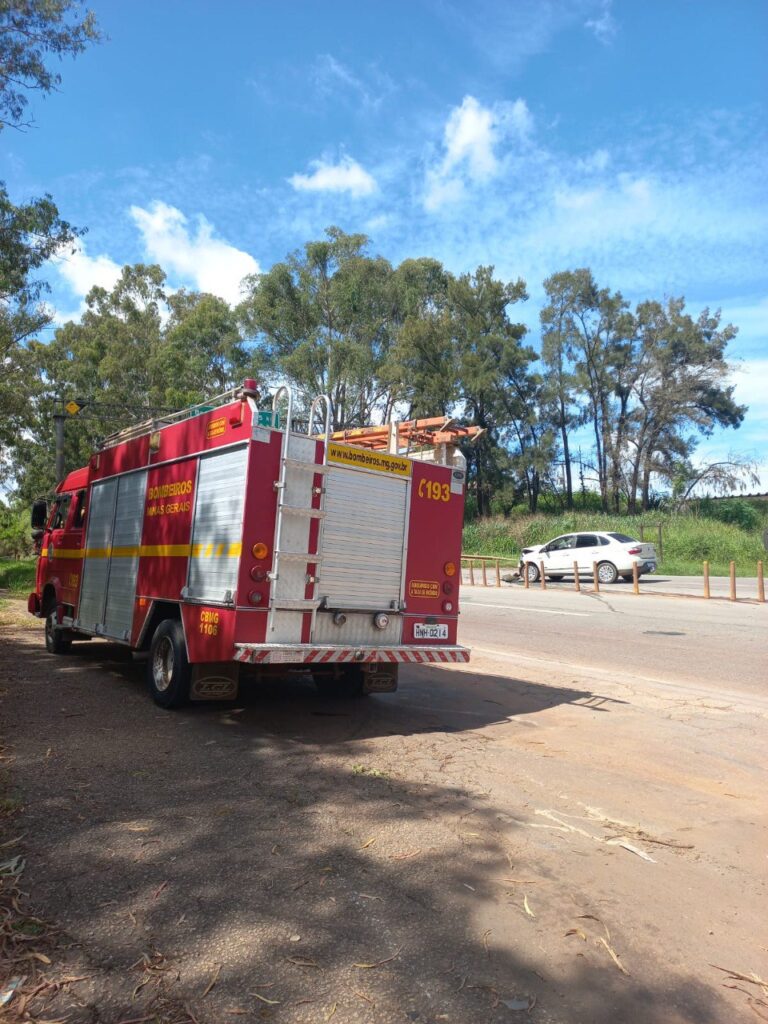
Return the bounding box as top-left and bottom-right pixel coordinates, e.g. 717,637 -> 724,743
49,495 -> 71,530
549,535 -> 575,551
576,534 -> 598,547
598,535 -> 610,546
69,490 -> 87,530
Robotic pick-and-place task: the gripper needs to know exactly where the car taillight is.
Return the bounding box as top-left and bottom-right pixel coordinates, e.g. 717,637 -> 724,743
627,546 -> 642,555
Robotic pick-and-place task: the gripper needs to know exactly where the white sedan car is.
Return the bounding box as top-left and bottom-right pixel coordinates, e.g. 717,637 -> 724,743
519,531 -> 658,585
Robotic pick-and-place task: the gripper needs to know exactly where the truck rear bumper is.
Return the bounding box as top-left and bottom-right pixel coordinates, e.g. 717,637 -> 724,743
233,644 -> 470,666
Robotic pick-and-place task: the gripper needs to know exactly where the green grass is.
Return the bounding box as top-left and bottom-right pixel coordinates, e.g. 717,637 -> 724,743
0,558 -> 36,595
462,514 -> 767,577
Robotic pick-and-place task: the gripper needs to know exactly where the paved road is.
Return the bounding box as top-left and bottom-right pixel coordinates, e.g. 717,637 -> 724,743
460,583 -> 767,696
1,597 -> 766,1024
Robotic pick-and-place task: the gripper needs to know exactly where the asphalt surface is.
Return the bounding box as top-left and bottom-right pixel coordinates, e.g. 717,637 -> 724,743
1,593 -> 766,1024
460,582 -> 768,696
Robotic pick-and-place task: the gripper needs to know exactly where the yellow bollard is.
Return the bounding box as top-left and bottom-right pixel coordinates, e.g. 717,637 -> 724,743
524,564 -> 529,589
632,562 -> 639,595
729,561 -> 736,602
593,561 -> 599,593
539,561 -> 546,590
573,561 -> 580,592
703,560 -> 710,599
758,560 -> 765,603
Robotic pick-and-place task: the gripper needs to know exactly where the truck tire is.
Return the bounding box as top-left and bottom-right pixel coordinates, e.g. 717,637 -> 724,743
148,620 -> 191,709
45,610 -> 72,654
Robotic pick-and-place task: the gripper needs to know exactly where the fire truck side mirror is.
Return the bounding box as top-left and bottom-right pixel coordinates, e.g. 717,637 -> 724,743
31,499 -> 48,530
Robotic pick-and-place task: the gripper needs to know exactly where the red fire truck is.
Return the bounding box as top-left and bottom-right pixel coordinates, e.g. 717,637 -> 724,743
28,381 -> 470,708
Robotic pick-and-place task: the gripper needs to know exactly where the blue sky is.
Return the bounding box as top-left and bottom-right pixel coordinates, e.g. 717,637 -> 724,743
3,0 -> 767,484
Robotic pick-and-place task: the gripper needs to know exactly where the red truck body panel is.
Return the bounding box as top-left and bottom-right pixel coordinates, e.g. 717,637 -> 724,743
30,388 -> 469,675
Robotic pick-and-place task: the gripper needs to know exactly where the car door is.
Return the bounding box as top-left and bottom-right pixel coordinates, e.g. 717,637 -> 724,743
574,533 -> 601,572
545,535 -> 576,572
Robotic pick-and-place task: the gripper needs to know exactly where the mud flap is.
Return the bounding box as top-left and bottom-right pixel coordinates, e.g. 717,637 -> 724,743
190,663 -> 239,701
362,663 -> 399,694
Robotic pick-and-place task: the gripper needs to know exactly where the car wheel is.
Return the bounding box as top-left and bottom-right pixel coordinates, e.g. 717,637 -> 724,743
524,561 -> 540,583
597,561 -> 619,585
45,610 -> 72,654
148,620 -> 191,709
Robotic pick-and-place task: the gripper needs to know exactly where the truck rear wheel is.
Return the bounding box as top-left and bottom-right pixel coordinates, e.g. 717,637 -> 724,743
148,620 -> 191,709
45,610 -> 72,654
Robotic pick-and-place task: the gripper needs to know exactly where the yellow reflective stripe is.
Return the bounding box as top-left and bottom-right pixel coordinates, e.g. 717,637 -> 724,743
140,544 -> 191,557
78,543 -> 242,559
41,548 -> 48,556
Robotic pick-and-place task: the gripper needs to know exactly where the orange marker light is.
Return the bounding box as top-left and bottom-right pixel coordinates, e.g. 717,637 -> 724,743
444,561 -> 457,577
252,542 -> 269,560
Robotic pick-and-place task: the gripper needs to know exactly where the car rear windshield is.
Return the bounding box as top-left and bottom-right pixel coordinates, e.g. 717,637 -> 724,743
608,532 -> 638,543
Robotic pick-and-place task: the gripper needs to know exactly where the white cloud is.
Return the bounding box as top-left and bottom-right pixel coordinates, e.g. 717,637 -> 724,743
577,148 -> 611,173
129,201 -> 259,305
288,155 -> 377,197
55,240 -> 122,300
585,0 -> 617,44
425,95 -> 533,210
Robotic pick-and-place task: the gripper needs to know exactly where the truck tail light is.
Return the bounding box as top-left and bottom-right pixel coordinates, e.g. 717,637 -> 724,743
248,590 -> 263,605
249,567 -> 268,582
443,580 -> 454,595
444,561 -> 457,577
373,612 -> 390,630
252,542 -> 269,559
442,600 -> 454,613
627,546 -> 642,555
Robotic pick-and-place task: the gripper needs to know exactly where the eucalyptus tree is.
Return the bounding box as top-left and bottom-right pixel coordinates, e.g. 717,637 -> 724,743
238,227 -> 399,429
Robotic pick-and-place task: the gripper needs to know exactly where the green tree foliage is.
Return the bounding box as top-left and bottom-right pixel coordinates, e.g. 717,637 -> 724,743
238,227 -> 400,429
0,0 -> 100,489
539,271 -> 745,513
0,0 -> 101,131
10,266 -> 262,501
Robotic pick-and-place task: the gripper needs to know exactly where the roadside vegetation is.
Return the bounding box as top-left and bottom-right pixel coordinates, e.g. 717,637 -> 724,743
0,558 -> 35,595
463,502 -> 768,577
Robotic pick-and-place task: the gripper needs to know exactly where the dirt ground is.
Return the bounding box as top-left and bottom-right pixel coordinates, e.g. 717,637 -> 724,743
1,596 -> 767,1024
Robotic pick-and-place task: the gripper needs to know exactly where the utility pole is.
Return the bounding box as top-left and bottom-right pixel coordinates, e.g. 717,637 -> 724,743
53,400 -> 66,483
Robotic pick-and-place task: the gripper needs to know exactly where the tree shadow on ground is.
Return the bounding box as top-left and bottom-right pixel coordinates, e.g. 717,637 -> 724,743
0,625 -> 730,1024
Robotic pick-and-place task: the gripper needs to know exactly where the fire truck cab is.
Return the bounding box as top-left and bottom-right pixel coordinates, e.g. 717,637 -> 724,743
29,381 -> 470,708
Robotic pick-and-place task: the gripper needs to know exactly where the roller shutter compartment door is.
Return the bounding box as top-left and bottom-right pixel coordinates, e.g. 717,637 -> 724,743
103,470 -> 147,639
187,446 -> 248,603
78,477 -> 118,631
319,466 -> 408,610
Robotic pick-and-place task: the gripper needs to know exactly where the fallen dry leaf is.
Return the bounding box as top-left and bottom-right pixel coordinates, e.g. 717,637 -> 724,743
523,895 -> 535,919
202,963 -> 222,998
353,945 -> 403,969
597,936 -> 629,976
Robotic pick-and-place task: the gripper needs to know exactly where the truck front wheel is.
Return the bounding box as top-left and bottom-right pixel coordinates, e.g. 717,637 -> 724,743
148,620 -> 191,709
45,610 -> 72,654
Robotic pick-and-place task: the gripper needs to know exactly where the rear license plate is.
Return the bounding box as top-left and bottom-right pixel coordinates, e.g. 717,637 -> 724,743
413,623 -> 448,640
269,650 -> 299,664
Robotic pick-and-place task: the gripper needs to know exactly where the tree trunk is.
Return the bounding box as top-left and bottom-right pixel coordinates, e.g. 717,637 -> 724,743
559,397 -> 573,509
